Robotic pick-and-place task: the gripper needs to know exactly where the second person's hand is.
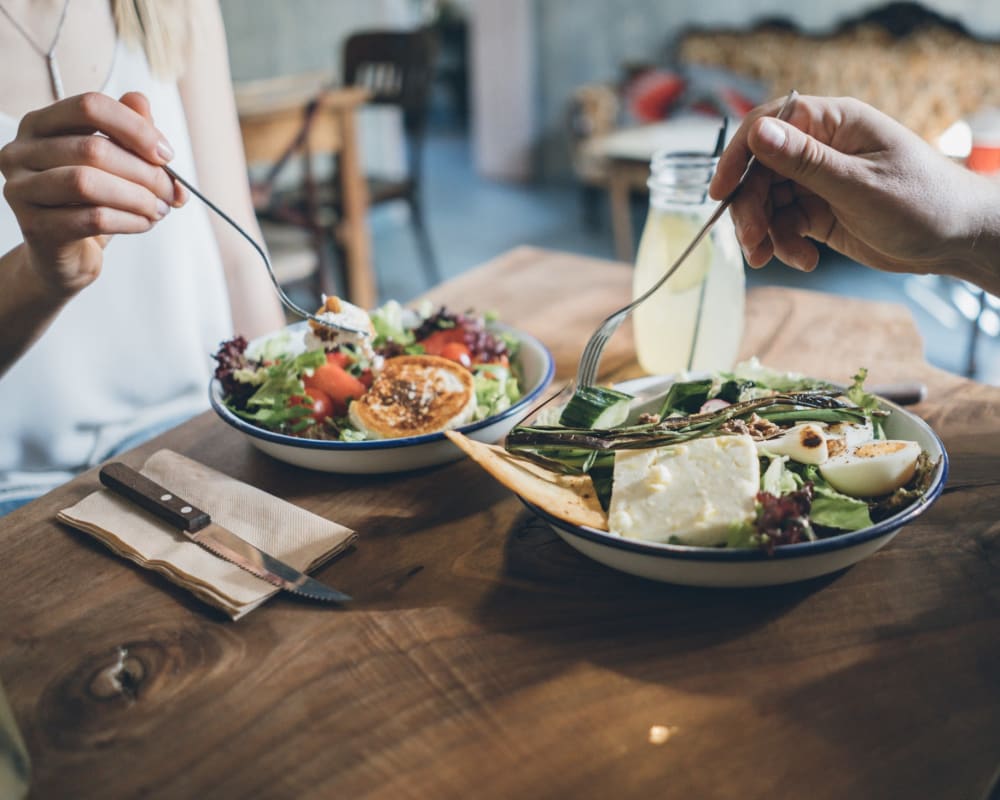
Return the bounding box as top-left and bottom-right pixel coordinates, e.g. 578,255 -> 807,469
708,93 -> 1000,288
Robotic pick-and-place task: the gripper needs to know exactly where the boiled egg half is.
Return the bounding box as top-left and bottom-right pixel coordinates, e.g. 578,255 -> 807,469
757,423 -> 828,465
818,440 -> 922,498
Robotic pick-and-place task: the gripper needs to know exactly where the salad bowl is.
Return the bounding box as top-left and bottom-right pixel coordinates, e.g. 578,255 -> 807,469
517,374 -> 949,588
210,321 -> 554,474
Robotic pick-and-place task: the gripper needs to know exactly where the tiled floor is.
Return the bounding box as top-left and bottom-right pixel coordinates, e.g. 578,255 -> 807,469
363,130 -> 1000,386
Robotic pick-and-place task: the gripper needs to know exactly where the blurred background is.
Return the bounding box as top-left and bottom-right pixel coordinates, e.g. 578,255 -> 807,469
219,0 -> 1000,385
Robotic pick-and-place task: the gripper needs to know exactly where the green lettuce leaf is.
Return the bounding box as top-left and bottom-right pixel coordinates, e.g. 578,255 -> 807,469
760,454 -> 801,496
847,367 -> 880,416
249,330 -> 295,362
369,300 -> 415,348
229,349 -> 326,431
727,357 -> 834,392
473,364 -> 522,420
788,462 -> 873,531
726,520 -> 758,549
809,492 -> 873,531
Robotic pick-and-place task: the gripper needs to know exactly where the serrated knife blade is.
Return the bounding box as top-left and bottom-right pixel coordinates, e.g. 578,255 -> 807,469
99,462 -> 351,604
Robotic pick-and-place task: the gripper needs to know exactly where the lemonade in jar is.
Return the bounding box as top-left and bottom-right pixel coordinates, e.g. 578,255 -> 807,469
632,149 -> 744,375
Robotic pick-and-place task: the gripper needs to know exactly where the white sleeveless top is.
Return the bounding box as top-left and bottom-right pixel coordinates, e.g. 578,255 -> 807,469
0,41 -> 233,501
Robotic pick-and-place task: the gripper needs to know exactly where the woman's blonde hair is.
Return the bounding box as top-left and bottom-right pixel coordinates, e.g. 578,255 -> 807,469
113,0 -> 194,79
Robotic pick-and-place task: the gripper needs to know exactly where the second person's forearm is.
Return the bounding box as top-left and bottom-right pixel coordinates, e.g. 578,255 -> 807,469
953,173 -> 1000,297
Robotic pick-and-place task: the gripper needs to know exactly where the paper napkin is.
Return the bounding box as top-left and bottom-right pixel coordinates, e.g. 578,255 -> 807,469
57,449 -> 356,620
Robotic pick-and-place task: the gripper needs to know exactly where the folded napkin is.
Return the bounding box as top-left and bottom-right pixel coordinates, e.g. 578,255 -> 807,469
58,449 -> 356,620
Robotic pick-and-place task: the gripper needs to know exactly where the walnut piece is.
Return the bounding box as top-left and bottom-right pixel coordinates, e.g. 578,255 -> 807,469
720,413 -> 781,441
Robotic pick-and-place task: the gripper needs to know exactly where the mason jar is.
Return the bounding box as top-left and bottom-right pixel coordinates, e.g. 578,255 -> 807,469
631,149 -> 745,375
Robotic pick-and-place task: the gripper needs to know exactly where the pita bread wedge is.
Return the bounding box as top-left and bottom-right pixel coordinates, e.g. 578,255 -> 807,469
445,430 -> 609,531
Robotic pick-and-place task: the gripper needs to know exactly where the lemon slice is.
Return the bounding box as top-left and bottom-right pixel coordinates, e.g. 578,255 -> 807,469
635,212 -> 714,295
661,213 -> 713,293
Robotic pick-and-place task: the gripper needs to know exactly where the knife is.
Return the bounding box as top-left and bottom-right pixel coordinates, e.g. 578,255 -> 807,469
868,381 -> 928,406
99,462 -> 351,604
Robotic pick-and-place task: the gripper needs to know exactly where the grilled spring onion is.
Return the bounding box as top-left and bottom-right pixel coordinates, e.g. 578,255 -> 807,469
559,385 -> 634,429
506,391 -> 880,472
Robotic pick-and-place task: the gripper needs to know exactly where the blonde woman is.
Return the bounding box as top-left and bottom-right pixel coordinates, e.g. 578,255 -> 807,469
0,0 -> 284,513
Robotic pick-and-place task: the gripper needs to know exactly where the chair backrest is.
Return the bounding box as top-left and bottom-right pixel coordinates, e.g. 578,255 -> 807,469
342,29 -> 438,138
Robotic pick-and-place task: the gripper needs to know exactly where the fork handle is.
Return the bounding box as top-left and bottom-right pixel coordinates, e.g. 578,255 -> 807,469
163,165 -> 371,338
635,90 -> 799,313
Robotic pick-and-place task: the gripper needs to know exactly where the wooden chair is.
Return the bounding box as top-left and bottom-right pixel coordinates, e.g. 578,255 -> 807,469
340,28 -> 442,288
237,76 -> 376,308
249,93 -> 338,304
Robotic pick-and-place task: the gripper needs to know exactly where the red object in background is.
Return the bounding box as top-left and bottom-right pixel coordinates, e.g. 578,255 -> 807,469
627,70 -> 686,123
968,144 -> 1000,174
718,87 -> 756,117
966,109 -> 1000,174
689,88 -> 757,119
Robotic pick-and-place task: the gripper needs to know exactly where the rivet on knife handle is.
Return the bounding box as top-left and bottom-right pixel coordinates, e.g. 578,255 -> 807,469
99,462 -> 210,532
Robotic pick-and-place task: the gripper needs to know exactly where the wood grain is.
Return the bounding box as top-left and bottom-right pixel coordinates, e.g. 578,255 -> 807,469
1,247 -> 998,800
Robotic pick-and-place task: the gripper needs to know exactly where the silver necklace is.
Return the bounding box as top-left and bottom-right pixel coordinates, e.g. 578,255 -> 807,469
0,0 -> 72,100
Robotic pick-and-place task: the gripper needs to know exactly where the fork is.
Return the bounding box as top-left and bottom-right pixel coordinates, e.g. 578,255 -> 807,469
574,90 -> 799,388
163,165 -> 371,337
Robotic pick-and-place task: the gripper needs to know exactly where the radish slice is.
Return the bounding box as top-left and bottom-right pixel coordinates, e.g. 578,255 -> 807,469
699,398 -> 731,414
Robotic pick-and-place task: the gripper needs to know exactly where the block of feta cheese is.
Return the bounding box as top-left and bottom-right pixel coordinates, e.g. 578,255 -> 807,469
608,434 -> 759,546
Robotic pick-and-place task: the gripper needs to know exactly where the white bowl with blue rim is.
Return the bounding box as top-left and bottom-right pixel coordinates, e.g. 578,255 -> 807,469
210,321 -> 554,474
518,374 -> 949,588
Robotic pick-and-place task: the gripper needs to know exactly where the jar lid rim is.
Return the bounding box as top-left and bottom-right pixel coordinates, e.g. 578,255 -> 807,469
651,148 -> 720,163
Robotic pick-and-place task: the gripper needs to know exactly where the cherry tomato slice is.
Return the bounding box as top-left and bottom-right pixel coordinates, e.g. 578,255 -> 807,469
326,351 -> 351,368
290,386 -> 334,423
439,341 -> 473,368
419,328 -> 467,356
308,361 -> 367,415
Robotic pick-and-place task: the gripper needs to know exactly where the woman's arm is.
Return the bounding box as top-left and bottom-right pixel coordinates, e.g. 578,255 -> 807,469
177,1 -> 285,339
0,245 -> 71,373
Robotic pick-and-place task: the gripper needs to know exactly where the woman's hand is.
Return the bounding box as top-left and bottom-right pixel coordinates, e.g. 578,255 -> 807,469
709,94 -> 1000,286
0,91 -> 185,297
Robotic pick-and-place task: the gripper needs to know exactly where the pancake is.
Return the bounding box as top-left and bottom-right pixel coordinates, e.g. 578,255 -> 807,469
349,355 -> 477,439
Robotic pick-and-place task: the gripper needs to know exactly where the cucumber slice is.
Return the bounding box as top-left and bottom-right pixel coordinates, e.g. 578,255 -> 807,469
559,386 -> 634,429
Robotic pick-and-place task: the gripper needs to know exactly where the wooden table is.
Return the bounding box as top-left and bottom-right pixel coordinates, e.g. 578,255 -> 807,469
607,157 -> 651,262
235,74 -> 376,308
2,248 -> 999,800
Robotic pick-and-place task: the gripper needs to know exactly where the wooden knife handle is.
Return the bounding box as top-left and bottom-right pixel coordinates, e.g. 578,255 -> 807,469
869,382 -> 928,406
99,462 -> 211,533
